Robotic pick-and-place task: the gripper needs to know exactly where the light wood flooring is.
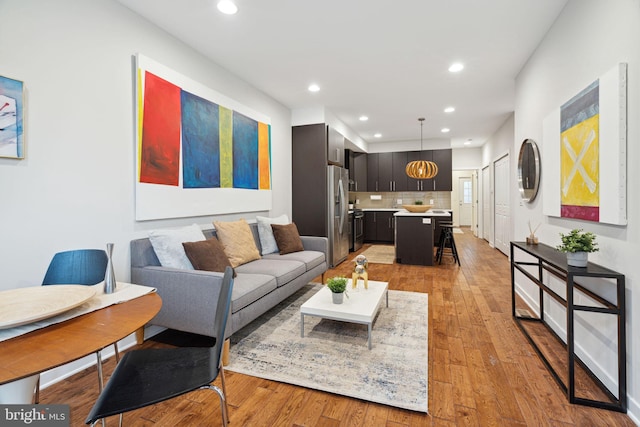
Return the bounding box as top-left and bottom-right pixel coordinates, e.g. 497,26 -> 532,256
41,229 -> 635,426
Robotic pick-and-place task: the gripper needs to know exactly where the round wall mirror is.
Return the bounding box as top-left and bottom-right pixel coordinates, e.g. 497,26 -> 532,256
517,139 -> 540,203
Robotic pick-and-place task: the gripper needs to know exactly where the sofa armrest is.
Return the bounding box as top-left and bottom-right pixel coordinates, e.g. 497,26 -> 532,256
131,266 -> 225,338
300,236 -> 329,259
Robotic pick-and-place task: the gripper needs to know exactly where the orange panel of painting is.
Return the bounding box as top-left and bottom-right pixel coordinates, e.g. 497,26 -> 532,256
258,122 -> 271,189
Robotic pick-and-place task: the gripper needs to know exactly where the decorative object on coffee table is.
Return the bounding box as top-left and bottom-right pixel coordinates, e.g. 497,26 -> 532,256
556,228 -> 598,267
326,276 -> 348,304
352,254 -> 369,289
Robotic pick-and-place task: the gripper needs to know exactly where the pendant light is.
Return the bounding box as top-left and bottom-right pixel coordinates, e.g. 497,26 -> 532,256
406,118 -> 438,179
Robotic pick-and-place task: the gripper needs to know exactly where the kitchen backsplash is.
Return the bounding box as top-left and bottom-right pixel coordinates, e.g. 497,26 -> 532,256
351,192 -> 452,209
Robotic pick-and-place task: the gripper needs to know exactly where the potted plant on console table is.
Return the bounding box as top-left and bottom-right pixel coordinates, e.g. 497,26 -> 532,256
326,276 -> 348,304
556,228 -> 599,267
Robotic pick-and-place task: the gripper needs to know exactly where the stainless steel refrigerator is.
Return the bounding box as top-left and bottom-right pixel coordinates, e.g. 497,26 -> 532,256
327,165 -> 349,267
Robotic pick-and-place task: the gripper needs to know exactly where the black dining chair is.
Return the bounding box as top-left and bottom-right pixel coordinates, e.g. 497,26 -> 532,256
36,249 -> 116,404
85,266 -> 235,426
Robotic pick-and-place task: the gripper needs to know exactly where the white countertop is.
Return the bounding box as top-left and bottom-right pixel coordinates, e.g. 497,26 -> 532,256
360,208 -> 402,211
394,209 -> 452,217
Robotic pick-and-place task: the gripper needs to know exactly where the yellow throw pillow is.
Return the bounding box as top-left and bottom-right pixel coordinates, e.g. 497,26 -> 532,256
213,219 -> 261,268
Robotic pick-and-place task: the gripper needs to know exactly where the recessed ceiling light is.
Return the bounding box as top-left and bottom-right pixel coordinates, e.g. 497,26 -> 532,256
464,141 -> 471,145
444,107 -> 455,113
217,0 -> 238,15
448,63 -> 464,73
441,128 -> 450,133
308,84 -> 320,92
374,133 -> 382,138
359,115 -> 369,121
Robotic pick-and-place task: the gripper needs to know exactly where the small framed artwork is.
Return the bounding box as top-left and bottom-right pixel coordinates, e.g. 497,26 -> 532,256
0,74 -> 25,159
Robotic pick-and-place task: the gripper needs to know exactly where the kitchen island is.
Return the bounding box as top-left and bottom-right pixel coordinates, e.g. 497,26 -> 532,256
394,209 -> 452,266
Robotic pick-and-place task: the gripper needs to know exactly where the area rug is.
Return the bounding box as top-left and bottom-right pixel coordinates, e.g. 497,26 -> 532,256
226,284 -> 428,412
359,245 -> 395,264
453,228 -> 463,234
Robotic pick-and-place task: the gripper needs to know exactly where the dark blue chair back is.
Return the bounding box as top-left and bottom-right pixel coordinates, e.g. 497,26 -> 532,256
42,249 -> 108,286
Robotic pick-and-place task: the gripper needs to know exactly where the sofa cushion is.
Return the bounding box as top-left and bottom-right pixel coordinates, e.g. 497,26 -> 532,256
256,214 -> 289,255
235,259 -> 306,287
182,238 -> 236,277
148,224 -> 206,269
213,219 -> 261,268
230,273 -> 277,313
271,223 -> 304,255
262,250 -> 325,271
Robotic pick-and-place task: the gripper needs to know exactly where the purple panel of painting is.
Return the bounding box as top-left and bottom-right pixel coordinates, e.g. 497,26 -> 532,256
181,90 -> 220,188
232,111 -> 258,189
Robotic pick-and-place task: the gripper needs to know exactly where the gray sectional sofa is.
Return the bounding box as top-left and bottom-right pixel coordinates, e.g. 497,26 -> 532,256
130,223 -> 328,339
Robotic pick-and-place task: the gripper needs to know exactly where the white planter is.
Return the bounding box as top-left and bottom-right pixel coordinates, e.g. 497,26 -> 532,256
566,251 -> 588,267
331,292 -> 344,304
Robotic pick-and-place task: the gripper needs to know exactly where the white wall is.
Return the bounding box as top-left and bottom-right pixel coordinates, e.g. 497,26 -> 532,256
0,0 -> 292,289
490,0 -> 640,420
0,0 -> 292,385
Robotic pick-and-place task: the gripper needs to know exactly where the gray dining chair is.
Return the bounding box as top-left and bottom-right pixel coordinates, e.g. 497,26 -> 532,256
36,249 -> 117,404
85,266 -> 234,426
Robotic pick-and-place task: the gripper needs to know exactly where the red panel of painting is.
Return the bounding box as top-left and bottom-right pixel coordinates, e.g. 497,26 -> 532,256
140,72 -> 181,185
561,205 -> 599,222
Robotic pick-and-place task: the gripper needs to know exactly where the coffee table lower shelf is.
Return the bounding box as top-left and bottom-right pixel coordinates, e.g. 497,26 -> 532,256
300,280 -> 388,350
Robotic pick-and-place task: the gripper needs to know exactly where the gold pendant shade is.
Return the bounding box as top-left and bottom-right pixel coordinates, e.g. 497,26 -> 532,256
406,117 -> 438,179
405,160 -> 438,179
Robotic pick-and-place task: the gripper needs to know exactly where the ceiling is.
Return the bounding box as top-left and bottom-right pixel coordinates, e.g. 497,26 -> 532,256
116,0 -> 568,150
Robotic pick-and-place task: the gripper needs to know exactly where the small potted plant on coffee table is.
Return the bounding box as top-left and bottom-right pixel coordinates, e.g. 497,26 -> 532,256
326,276 -> 348,304
556,228 -> 598,267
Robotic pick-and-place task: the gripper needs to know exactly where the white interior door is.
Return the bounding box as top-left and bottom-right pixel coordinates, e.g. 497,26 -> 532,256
494,155 -> 510,255
458,177 -> 473,226
482,166 -> 491,243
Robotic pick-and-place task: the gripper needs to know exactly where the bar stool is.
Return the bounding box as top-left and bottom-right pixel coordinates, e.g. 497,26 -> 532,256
437,224 -> 460,266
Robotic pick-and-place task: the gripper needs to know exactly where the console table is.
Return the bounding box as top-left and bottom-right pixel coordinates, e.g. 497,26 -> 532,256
510,241 -> 626,412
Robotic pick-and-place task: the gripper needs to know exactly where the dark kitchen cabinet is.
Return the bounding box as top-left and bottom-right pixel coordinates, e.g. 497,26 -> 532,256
346,149 -> 367,192
406,150 -> 433,191
367,152 -> 407,192
364,211 -> 394,243
291,124 -> 328,237
364,211 -> 377,241
396,216 -> 434,266
327,126 -> 345,166
367,153 -> 379,192
433,149 -> 452,191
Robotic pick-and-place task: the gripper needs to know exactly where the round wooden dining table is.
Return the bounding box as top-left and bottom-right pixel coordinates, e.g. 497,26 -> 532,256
0,292 -> 162,386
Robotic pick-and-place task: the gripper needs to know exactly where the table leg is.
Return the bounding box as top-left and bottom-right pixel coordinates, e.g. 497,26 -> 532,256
368,323 -> 372,350
386,290 -> 389,307
300,313 -> 305,338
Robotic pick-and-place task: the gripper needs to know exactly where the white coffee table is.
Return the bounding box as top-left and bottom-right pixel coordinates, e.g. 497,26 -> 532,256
300,280 -> 388,349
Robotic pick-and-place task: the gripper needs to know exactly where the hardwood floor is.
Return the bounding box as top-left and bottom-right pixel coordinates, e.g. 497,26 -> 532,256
41,229 -> 635,426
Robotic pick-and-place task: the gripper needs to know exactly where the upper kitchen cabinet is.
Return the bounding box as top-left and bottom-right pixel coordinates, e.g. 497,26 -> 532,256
406,149 -> 452,191
346,149 -> 367,192
368,152 -> 408,192
327,126 -> 345,166
432,149 -> 452,191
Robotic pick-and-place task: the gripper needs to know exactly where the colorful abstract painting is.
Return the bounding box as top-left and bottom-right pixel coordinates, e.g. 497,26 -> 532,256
135,54 -> 272,220
0,75 -> 24,159
560,80 -> 599,222
542,63 -> 627,226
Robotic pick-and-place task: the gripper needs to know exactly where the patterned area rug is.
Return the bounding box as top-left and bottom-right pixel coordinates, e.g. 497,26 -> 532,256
359,245 -> 396,264
226,284 -> 428,412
